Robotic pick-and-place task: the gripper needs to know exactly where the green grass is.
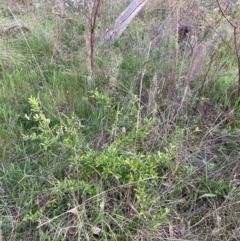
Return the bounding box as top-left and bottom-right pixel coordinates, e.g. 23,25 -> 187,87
1,0 -> 240,240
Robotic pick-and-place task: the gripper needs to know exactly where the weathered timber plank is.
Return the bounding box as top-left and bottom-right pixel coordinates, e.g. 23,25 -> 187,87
105,0 -> 150,41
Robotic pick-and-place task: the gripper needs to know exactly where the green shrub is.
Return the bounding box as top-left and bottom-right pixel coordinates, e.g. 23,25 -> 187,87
22,95 -> 175,219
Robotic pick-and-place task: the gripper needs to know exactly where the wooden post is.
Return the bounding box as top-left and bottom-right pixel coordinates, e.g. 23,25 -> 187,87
105,0 -> 150,41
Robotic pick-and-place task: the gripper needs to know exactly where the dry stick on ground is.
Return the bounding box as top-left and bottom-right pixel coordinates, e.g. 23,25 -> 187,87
215,0 -> 240,97
0,22 -> 30,36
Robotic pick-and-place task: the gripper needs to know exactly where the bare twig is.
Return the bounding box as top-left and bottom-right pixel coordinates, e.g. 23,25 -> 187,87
215,0 -> 240,97
194,50 -> 217,114
90,0 -> 102,70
